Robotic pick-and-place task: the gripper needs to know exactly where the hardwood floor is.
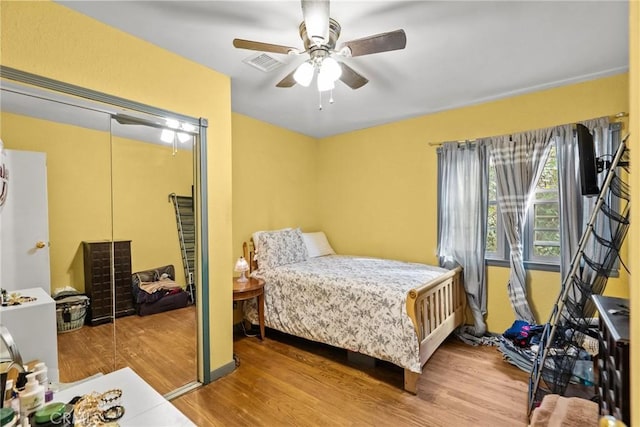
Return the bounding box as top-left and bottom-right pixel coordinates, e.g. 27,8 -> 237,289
172,330 -> 530,426
59,310 -> 531,425
57,305 -> 197,395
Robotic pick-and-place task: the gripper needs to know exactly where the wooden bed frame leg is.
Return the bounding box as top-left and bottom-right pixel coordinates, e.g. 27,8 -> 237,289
404,369 -> 419,394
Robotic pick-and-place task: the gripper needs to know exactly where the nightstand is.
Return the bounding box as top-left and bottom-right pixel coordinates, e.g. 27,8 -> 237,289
233,276 -> 265,339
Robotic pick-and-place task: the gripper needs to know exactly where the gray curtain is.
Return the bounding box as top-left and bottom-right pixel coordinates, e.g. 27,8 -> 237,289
437,142 -> 488,336
555,117 -> 610,282
487,129 -> 554,323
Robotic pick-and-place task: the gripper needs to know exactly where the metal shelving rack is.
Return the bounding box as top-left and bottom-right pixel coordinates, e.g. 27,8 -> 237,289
169,193 -> 196,303
527,137 -> 630,415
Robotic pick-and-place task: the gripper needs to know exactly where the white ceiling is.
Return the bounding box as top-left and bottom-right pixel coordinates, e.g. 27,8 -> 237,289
56,1 -> 628,138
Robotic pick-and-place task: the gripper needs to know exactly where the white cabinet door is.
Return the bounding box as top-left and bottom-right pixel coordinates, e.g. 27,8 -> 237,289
0,149 -> 51,293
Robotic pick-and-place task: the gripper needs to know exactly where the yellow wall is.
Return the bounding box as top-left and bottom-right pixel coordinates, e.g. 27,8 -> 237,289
231,113 -> 318,322
232,113 -> 319,256
627,2 -> 638,425
1,1 -> 233,377
317,74 -> 629,333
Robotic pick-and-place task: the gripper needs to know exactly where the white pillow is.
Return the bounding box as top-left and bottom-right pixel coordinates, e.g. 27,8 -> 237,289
302,232 -> 336,258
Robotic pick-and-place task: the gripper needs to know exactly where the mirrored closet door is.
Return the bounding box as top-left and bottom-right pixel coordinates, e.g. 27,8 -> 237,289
0,73 -> 205,397
0,86 -> 117,382
110,117 -> 197,395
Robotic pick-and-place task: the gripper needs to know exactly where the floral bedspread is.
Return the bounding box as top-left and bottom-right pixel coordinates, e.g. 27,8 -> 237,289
245,255 -> 448,372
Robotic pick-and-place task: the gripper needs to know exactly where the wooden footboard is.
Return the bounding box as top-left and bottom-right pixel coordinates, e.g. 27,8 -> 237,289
404,266 -> 465,393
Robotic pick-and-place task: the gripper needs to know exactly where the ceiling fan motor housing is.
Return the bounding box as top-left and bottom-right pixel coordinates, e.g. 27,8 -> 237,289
299,18 -> 342,60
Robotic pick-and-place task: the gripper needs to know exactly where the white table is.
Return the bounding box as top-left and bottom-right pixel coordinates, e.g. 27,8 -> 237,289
54,367 -> 195,426
0,287 -> 59,382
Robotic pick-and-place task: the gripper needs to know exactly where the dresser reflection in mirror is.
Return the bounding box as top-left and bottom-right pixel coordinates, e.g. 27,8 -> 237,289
83,240 -> 135,325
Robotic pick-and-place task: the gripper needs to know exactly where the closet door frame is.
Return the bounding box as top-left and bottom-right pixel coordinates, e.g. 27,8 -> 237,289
0,65 -> 212,389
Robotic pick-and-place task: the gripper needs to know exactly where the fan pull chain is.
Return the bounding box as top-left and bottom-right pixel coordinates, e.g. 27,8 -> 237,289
318,91 -> 323,111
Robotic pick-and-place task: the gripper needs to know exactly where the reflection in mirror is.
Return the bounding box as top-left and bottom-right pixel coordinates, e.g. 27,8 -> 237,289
0,325 -> 24,409
110,118 -> 197,395
0,86 -> 117,384
0,324 -> 24,367
1,79 -> 200,396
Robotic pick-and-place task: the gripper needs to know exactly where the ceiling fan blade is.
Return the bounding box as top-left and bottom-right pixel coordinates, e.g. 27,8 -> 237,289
233,38 -> 298,55
276,69 -> 297,88
339,62 -> 368,89
339,29 -> 407,57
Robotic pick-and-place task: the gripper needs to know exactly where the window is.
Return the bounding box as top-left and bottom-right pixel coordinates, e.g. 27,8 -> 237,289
486,145 -> 560,270
528,146 -> 560,263
486,158 -> 503,258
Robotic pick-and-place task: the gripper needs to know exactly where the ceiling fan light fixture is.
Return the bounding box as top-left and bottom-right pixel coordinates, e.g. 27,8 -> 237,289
293,61 -> 315,87
320,57 -> 342,82
181,122 -> 196,133
317,68 -> 335,92
160,129 -> 175,143
177,132 -> 191,143
166,118 -> 180,129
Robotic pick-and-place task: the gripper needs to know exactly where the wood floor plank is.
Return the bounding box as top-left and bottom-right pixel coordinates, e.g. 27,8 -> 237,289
173,330 -> 530,426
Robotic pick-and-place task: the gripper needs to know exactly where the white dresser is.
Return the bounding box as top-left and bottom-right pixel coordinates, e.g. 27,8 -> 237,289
0,287 -> 59,382
54,367 -> 195,426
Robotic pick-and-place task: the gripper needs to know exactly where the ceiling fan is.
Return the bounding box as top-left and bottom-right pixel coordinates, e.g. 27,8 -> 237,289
232,0 -> 406,92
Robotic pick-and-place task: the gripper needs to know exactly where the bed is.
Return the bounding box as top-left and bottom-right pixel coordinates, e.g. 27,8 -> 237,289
131,264 -> 190,316
242,228 -> 465,393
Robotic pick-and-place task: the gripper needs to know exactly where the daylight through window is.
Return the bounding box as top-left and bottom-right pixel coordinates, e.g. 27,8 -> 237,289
486,145 -> 560,268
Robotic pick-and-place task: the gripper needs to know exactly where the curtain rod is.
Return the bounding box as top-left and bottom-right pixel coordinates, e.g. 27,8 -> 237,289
427,111 -> 628,147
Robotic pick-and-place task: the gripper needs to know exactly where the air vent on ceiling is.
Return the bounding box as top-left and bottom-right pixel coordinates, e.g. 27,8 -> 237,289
242,53 -> 285,73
